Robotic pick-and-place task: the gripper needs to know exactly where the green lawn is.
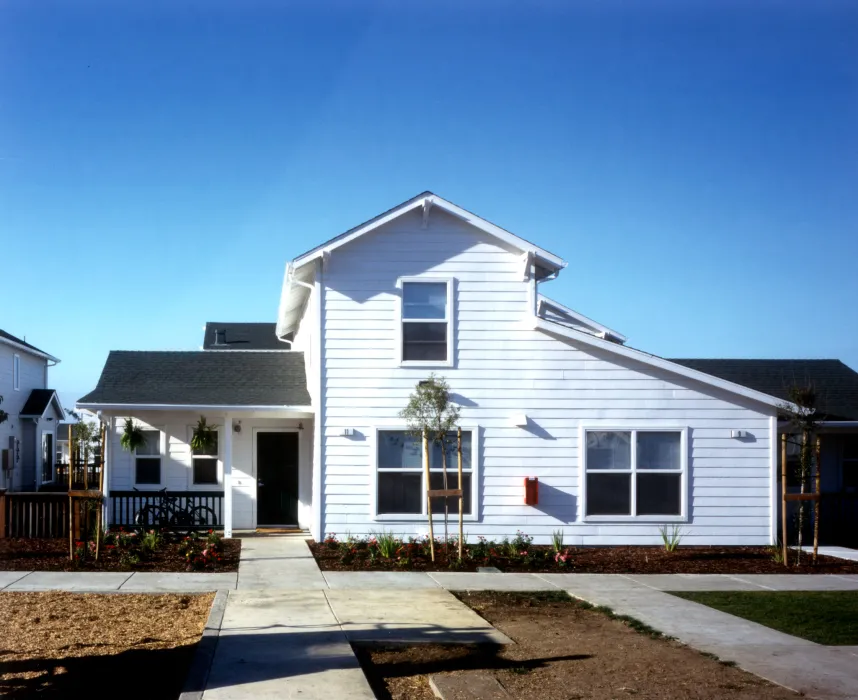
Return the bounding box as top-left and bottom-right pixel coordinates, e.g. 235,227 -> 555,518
672,591 -> 858,645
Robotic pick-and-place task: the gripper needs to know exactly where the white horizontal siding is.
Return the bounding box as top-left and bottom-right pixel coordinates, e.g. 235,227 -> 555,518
320,206 -> 776,545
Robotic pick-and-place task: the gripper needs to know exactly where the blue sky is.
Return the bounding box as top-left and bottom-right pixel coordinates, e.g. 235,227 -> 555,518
2,0 -> 856,408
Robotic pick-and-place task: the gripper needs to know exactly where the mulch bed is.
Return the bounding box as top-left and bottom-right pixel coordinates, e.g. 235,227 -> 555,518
0,537 -> 241,572
0,591 -> 214,699
310,541 -> 858,574
355,591 -> 801,700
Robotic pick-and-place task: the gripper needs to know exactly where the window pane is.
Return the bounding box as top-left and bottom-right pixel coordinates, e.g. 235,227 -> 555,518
637,473 -> 681,515
586,473 -> 631,515
586,431 -> 631,471
193,458 -> 218,485
42,434 -> 53,482
378,431 -> 422,469
136,458 -> 161,484
193,432 -> 219,457
378,472 -> 422,514
430,431 -> 472,470
136,430 -> 160,456
403,282 -> 447,319
403,322 -> 447,361
429,471 -> 472,515
637,432 -> 681,470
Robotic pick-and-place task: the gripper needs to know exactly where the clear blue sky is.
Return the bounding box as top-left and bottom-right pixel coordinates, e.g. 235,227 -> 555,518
2,0 -> 856,409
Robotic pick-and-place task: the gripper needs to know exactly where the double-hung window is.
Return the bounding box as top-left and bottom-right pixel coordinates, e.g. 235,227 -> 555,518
192,430 -> 219,485
399,279 -> 453,365
135,429 -> 162,485
375,429 -> 475,517
583,429 -> 686,519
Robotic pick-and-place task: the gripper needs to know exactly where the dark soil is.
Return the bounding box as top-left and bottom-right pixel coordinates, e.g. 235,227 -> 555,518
355,591 -> 800,700
310,540 -> 858,574
0,537 -> 240,572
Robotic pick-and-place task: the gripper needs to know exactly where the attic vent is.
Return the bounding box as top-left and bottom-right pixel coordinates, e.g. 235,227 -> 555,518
213,329 -> 227,346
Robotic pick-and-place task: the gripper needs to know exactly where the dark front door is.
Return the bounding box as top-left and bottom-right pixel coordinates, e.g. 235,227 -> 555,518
256,431 -> 299,526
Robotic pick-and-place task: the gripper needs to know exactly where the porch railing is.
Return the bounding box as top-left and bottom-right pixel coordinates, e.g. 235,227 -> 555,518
52,460 -> 102,491
2,492 -> 70,538
110,491 -> 224,531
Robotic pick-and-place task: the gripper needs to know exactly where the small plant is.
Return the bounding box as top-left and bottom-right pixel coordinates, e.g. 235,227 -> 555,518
0,395 -> 8,425
555,548 -> 574,568
190,416 -> 218,453
119,550 -> 141,568
768,540 -> 785,564
120,418 -> 147,452
324,533 -> 339,549
139,529 -> 163,558
370,530 -> 401,559
659,524 -> 684,552
551,529 -> 564,553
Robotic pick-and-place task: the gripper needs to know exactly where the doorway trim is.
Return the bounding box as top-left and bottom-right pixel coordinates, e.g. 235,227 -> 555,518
252,427 -> 302,528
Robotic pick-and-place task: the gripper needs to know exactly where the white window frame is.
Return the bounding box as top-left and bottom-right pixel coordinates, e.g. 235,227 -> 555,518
396,277 -> 455,368
370,425 -> 478,521
133,426 -> 165,489
579,425 -> 688,523
187,424 -> 222,489
13,354 -> 20,391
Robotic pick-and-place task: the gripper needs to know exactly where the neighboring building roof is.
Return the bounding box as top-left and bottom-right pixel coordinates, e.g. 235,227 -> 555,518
669,359 -> 858,421
77,351 -> 311,408
203,322 -> 290,350
20,389 -> 64,418
0,329 -> 60,362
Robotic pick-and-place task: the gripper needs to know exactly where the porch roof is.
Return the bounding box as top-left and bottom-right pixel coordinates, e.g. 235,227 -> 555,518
77,350 -> 311,410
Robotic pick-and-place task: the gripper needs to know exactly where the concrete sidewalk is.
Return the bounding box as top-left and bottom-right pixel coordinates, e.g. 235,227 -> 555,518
559,574 -> 858,700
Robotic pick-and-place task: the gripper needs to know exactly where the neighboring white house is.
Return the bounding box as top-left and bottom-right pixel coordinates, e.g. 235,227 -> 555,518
0,330 -> 64,491
78,192 -> 858,545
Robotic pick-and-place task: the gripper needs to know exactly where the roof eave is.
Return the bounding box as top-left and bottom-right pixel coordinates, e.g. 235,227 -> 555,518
75,402 -> 315,412
0,335 -> 60,363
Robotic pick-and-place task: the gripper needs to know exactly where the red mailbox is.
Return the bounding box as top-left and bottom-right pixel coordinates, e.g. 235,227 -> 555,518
524,477 -> 539,505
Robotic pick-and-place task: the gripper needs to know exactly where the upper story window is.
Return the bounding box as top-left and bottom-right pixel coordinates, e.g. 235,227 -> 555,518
13,354 -> 20,390
399,279 -> 453,366
583,429 -> 686,520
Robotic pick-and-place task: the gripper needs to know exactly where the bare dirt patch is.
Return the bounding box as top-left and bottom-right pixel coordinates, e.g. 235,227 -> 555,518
0,536 -> 240,572
0,591 -> 214,699
355,591 -> 801,700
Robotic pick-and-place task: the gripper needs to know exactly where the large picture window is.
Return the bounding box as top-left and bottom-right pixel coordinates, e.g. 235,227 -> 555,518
400,280 -> 452,364
192,431 -> 219,485
376,429 -> 475,517
135,429 -> 161,485
584,429 -> 685,519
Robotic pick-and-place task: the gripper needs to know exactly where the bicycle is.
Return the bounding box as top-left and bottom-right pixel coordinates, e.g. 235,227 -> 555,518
133,487 -> 218,533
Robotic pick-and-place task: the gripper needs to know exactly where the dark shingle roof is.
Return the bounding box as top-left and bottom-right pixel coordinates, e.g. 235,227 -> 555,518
203,322 -> 290,350
20,389 -> 60,417
669,359 -> 858,420
0,329 -> 55,358
78,351 -> 311,407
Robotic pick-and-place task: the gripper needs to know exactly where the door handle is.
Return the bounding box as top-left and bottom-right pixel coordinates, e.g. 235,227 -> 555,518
258,480 -> 265,487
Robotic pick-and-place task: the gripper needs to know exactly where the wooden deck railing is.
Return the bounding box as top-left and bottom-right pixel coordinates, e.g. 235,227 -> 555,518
54,460 -> 102,491
110,490 -> 223,530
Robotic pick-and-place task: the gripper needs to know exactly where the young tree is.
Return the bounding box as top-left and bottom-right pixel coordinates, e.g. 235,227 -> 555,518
400,374 -> 461,559
780,385 -> 821,565
0,395 -> 8,425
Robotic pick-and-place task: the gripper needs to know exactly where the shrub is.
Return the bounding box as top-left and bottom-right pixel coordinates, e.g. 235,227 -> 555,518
139,529 -> 163,558
324,533 -> 339,549
555,548 -> 574,568
659,524 -> 684,552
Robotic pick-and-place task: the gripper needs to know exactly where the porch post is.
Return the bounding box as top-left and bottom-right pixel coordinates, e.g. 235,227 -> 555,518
223,416 -> 233,538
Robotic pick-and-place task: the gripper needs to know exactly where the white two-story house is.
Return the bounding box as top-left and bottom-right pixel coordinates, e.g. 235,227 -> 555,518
78,193 -> 858,545
1,330 -> 64,492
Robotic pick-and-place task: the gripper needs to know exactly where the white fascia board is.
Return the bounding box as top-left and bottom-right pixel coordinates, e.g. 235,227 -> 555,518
533,317 -> 786,410
290,194 -> 567,272
0,336 -> 60,363
20,390 -> 65,419
75,402 -> 316,413
537,294 -> 627,344
276,261 -> 314,338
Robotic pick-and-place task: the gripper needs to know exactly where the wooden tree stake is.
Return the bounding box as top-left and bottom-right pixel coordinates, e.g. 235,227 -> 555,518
813,435 -> 821,563
68,430 -> 75,560
95,422 -> 106,561
781,433 -> 788,567
457,427 -> 463,561
423,432 -> 435,562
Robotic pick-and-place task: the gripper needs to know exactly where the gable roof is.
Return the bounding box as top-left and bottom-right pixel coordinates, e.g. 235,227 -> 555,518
534,317 -> 787,409
203,322 -> 290,350
277,191 -> 568,338
0,329 -> 60,362
669,359 -> 858,421
77,351 -> 311,409
20,389 -> 64,418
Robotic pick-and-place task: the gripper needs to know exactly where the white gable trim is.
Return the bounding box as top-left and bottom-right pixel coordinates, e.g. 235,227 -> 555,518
537,294 -> 627,344
533,317 -> 786,410
0,335 -> 60,363
291,193 -> 567,271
